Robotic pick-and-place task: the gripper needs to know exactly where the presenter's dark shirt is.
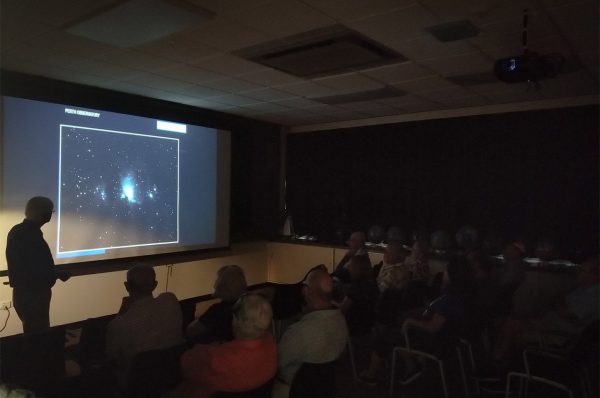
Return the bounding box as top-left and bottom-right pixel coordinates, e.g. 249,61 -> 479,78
6,219 -> 56,289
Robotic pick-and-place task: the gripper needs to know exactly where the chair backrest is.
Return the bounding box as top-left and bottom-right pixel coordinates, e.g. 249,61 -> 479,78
211,379 -> 273,398
289,361 -> 337,398
128,344 -> 186,398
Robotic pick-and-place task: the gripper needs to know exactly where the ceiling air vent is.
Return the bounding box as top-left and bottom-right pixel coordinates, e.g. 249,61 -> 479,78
426,20 -> 480,42
236,25 -> 407,78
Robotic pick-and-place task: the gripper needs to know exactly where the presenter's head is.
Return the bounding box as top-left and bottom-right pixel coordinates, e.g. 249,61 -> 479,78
125,265 -> 158,298
25,196 -> 54,226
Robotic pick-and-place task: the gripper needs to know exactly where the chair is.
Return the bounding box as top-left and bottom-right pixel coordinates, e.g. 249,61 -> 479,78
211,379 -> 274,398
127,344 -> 187,398
0,326 -> 66,397
518,321 -> 599,398
289,361 -> 337,398
390,325 -> 468,398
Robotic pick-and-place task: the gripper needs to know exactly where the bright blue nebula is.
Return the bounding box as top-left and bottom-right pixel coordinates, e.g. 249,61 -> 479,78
120,176 -> 136,203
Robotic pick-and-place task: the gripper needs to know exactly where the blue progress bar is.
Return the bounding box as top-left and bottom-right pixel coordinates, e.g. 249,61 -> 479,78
57,249 -> 106,259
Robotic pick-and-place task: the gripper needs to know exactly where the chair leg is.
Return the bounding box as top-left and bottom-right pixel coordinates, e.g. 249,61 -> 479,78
456,346 -> 469,397
390,350 -> 398,397
347,340 -> 358,384
437,359 -> 448,398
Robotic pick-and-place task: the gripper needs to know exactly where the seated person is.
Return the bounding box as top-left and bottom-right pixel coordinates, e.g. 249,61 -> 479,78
404,240 -> 431,281
491,242 -> 528,317
273,268 -> 349,398
186,265 -> 246,343
106,265 -> 185,387
166,294 -> 276,398
376,240 -> 410,293
467,250 -> 501,324
493,256 -> 599,372
359,258 -> 471,385
332,231 -> 372,283
336,257 -> 378,336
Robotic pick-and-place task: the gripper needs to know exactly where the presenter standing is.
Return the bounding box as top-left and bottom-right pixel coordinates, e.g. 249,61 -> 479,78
5,196 -> 68,333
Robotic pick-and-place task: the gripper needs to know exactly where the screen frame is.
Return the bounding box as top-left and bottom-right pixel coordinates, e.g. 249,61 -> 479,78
0,74 -> 234,276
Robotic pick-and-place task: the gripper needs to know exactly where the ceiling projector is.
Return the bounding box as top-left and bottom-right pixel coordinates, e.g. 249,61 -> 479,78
494,52 -> 565,83
495,8 -> 566,84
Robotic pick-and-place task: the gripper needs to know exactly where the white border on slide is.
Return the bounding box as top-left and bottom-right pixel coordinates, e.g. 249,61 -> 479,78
57,124 -> 180,256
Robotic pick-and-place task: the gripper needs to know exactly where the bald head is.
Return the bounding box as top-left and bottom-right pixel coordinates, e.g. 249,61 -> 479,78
303,268 -> 333,308
126,265 -> 157,295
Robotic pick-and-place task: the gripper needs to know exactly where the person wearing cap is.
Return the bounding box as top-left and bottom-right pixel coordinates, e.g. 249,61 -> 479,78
5,196 -> 69,333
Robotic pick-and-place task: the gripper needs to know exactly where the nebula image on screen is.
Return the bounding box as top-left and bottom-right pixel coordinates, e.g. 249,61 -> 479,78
58,126 -> 179,254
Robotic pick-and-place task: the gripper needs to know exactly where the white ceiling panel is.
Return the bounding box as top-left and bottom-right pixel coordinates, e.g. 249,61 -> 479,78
275,81 -> 338,97
157,64 -> 226,84
237,68 -> 304,86
390,75 -> 458,93
183,17 -> 274,51
389,34 -> 474,61
242,88 -> 295,101
192,54 -> 267,75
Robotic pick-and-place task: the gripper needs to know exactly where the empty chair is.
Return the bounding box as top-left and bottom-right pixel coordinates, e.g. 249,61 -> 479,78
289,361 -> 337,398
128,344 -> 187,398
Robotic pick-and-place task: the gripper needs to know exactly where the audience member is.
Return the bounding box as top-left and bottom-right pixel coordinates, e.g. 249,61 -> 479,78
467,250 -> 501,325
106,265 -> 185,387
375,240 -> 409,292
404,240 -> 431,281
6,196 -> 70,333
333,231 -> 371,282
492,256 -> 599,371
360,258 -> 471,385
166,294 -> 276,398
337,257 -> 378,336
491,242 -> 528,317
186,265 -> 247,343
273,268 -> 348,398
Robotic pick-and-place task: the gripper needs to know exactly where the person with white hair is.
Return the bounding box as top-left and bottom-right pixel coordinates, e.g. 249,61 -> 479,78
6,196 -> 69,333
186,265 -> 247,343
167,293 -> 276,398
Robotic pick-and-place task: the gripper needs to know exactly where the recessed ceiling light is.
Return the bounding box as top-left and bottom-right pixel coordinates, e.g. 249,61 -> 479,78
65,0 -> 213,48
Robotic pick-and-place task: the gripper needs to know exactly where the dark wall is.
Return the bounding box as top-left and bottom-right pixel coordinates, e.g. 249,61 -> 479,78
287,106 -> 599,256
0,70 -> 281,243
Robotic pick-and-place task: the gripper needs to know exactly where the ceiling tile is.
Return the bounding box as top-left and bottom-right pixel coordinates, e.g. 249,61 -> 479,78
123,72 -> 192,91
416,86 -> 475,102
98,49 -> 175,72
242,88 -> 295,101
546,1 -> 599,37
157,65 -> 226,83
436,94 -> 491,108
301,0 -> 414,22
175,84 -> 231,98
136,34 -> 218,64
376,94 -> 439,110
225,0 -> 336,38
389,34 -> 474,61
272,97 -> 323,108
539,70 -> 599,98
211,94 -> 261,106
192,53 -> 267,75
183,17 -> 274,51
347,4 -> 441,44
313,72 -> 386,94
276,81 -> 338,97
238,102 -> 290,113
186,0 -> 275,16
421,0 -> 539,26
419,52 -> 493,77
200,77 -> 265,93
390,75 -> 457,93
362,61 -> 435,83
237,68 -> 304,86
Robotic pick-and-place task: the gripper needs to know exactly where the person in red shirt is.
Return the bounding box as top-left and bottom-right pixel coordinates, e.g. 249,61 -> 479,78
165,293 -> 276,398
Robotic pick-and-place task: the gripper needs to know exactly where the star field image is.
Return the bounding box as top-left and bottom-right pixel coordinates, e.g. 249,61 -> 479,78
58,126 -> 179,252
